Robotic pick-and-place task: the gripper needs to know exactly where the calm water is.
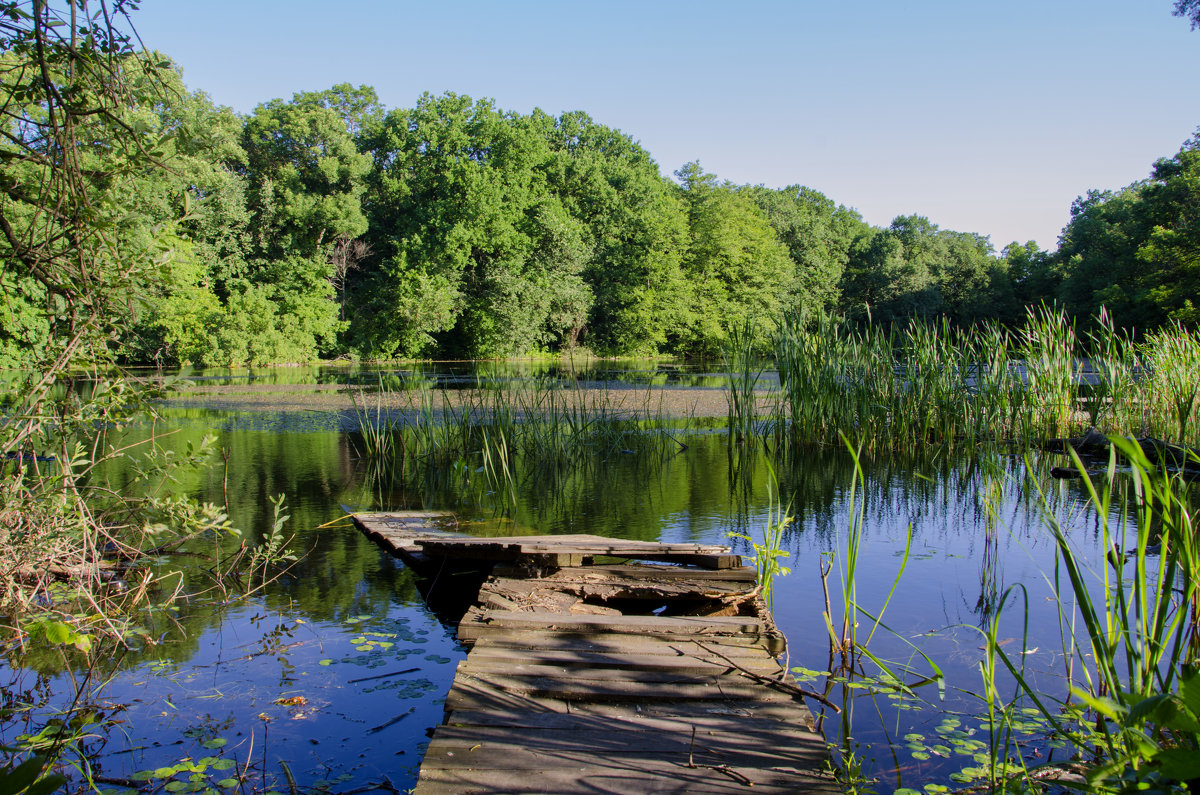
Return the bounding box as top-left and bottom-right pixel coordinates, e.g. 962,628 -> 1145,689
3,363 -> 1132,793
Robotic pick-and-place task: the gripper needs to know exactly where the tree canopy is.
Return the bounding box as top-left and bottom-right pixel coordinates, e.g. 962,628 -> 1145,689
1175,0 -> 1200,29
6,43 -> 1197,366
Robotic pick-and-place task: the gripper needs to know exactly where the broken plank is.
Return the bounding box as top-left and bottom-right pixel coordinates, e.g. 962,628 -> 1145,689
460,647 -> 783,673
473,611 -> 769,634
546,563 -> 758,581
463,628 -> 772,651
416,534 -> 738,568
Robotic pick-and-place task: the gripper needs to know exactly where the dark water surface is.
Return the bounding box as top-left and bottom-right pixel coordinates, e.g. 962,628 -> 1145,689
5,363 -> 1126,793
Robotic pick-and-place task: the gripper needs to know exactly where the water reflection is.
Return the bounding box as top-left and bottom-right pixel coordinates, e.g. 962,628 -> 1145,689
141,359 -> 747,391
2,364 -> 1157,792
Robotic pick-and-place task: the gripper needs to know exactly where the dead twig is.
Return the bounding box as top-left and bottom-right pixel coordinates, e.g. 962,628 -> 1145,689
367,707 -> 415,734
690,640 -> 841,713
347,667 -> 419,684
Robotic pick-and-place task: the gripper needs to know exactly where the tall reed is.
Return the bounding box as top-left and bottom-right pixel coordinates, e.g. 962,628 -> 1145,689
723,319 -> 764,446
816,435 -> 945,790
1082,307 -> 1138,433
1141,323 -> 1200,445
769,306 -> 1200,453
988,439 -> 1200,788
348,374 -> 397,463
347,375 -> 692,503
1019,304 -> 1081,439
728,457 -> 791,610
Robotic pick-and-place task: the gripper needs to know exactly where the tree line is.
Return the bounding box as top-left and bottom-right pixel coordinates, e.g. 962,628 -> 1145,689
2,58 -> 1197,367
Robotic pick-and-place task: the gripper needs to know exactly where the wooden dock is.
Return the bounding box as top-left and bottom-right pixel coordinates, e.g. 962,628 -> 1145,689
354,512 -> 836,793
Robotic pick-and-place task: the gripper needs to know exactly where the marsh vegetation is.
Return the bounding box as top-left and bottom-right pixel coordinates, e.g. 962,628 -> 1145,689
3,1 -> 1199,793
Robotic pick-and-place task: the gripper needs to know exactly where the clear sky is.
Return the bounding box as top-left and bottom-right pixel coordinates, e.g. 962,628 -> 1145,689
132,0 -> 1200,252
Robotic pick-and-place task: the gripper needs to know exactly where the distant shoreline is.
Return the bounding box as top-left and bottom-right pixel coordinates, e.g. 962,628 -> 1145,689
161,381 -> 758,420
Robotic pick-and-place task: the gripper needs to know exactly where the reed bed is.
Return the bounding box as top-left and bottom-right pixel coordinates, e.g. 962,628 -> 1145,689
723,319 -> 765,445
965,439 -> 1200,791
347,376 -> 692,495
767,307 -> 1200,453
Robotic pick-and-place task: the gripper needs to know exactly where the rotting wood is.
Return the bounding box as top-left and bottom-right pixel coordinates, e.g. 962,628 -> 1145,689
416,534 -> 742,570
349,512 -> 836,793
461,647 -> 782,673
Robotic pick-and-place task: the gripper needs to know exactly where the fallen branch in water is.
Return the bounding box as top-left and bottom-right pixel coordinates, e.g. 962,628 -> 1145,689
367,707 -> 415,734
347,667 -> 419,684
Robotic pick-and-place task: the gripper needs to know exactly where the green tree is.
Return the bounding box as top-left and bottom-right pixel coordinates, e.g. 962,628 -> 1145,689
1002,240 -> 1058,312
929,228 -> 1007,324
1174,0 -> 1200,29
109,62 -> 250,365
538,111 -> 688,355
1054,133 -> 1200,331
355,94 -> 602,358
292,82 -> 384,137
0,0 -> 243,640
1135,133 -> 1200,325
840,215 -> 1013,326
840,221 -> 939,323
674,162 -> 794,356
744,184 -> 868,315
233,89 -> 373,362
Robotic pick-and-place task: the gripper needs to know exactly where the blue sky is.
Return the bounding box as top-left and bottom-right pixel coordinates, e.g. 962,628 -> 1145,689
134,0 -> 1199,251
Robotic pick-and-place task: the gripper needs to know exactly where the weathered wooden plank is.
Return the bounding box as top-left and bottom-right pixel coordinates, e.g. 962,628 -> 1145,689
420,533 -> 731,552
416,534 -> 740,569
416,765 -> 837,794
355,511 -> 459,534
421,741 -> 824,774
442,678 -> 571,715
424,725 -> 829,766
353,512 -> 470,570
441,709 -> 814,737
565,697 -> 816,727
495,570 -> 756,601
356,514 -> 829,791
538,575 -> 755,596
470,611 -> 768,634
428,724 -> 825,755
465,629 -> 771,651
442,679 -> 817,728
461,646 -> 783,673
452,670 -> 799,705
423,532 -> 731,548
457,660 -> 781,685
548,564 -> 759,582
459,610 -> 779,645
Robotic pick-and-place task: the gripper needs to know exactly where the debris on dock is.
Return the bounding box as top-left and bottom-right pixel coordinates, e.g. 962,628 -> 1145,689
353,511 -> 836,793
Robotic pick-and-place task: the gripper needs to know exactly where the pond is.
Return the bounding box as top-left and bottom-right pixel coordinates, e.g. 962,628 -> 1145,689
2,361 -> 1139,793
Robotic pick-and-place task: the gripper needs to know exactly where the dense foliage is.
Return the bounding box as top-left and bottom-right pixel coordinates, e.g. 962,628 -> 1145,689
1048,133 -> 1200,331
4,50 -> 1198,365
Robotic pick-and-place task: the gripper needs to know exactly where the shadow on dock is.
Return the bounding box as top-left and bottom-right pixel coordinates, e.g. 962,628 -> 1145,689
354,511 -> 837,794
